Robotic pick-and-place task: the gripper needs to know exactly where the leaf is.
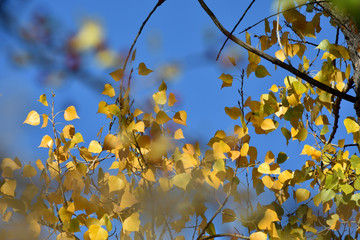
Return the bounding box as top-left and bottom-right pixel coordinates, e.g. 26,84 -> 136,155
219,73 -> 233,84
38,94 -> 48,106
153,90 -> 167,105
108,175 -> 125,192
1,158 -> 21,178
71,132 -> 84,147
24,110 -> 40,126
109,68 -> 124,81
88,140 -> 102,153
321,189 -> 335,202
101,84 -> 115,97
225,107 -> 241,120
255,65 -> 271,78
261,119 -> 276,131
123,212 -> 140,232
173,111 -> 187,126
41,114 -> 48,128
120,191 -> 138,209
73,21 -> 103,50
344,118 -> 360,133
88,225 -> 108,240
138,62 -> 153,75
64,106 -> 80,121
0,179 -> 16,197
258,209 -> 280,230
168,93 -> 177,107
250,232 -> 267,240
277,152 -> 288,164
295,188 -> 310,203
174,128 -> 185,139
39,135 -> 54,148
156,111 -> 172,124
316,39 -> 331,51
205,222 -> 216,236
172,173 -> 191,190
23,165 -> 37,178
222,208 -> 236,223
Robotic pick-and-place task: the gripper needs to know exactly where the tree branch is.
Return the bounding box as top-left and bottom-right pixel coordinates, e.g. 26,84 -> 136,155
197,0 -> 357,104
201,233 -> 250,240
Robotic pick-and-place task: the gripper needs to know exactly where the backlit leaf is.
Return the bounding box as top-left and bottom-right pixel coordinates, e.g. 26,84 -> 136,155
39,135 -> 53,148
123,212 -> 140,232
250,232 -> 267,240
344,118 -> 359,133
88,225 -> 108,240
156,111 -> 171,124
153,90 -> 167,105
108,175 -> 125,192
88,140 -> 102,153
261,119 -> 276,130
38,94 -> 48,106
255,65 -> 271,78
168,93 -> 177,107
296,188 -> 310,203
174,128 -> 185,139
109,68 -> 124,81
23,165 -> 37,178
219,73 -> 233,88
101,84 -> 115,97
316,39 -> 330,51
258,209 -> 280,230
64,106 -> 80,121
41,114 -> 48,128
24,110 -> 40,126
138,62 -> 153,75
173,111 -> 187,126
172,173 -> 191,190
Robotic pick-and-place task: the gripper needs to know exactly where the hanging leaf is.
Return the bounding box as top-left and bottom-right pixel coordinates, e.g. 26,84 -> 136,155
88,140 -> 102,153
41,114 -> 48,128
168,93 -> 177,107
64,106 -> 80,121
173,111 -> 187,126
39,135 -> 53,148
123,213 -> 140,232
138,62 -> 153,75
344,118 -> 360,133
255,65 -> 271,78
172,173 -> 191,190
108,175 -> 125,192
295,188 -> 310,203
37,94 -> 48,106
153,90 -> 167,105
101,84 -> 115,97
174,128 -> 185,139
87,225 -> 108,240
218,73 -> 233,88
156,111 -> 172,124
109,68 -> 124,81
23,165 -> 37,178
24,110 -> 40,126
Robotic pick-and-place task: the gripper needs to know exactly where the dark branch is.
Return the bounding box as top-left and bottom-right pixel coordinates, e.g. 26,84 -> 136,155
197,0 -> 357,104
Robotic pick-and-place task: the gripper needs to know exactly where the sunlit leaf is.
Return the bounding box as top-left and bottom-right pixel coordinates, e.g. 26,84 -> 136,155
24,110 -> 40,126
168,92 -> 177,107
88,140 -> 102,153
88,225 -> 108,240
344,117 -> 360,133
23,165 -> 37,178
38,94 -> 48,106
219,73 -> 233,88
261,119 -> 276,131
41,114 -> 48,128
123,212 -> 140,232
64,106 -> 80,121
108,175 -> 125,192
172,173 -> 191,190
174,128 -> 185,139
109,68 -> 124,81
153,90 -> 167,105
173,111 -> 187,126
296,188 -> 310,203
258,209 -> 280,230
138,62 -> 153,75
156,111 -> 171,124
250,232 -> 267,240
101,84 -> 115,97
316,39 -> 331,51
39,135 -> 53,148
0,179 -> 16,197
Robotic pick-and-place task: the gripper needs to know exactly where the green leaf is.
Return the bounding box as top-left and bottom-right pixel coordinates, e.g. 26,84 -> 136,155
281,127 -> 291,145
205,222 -> 216,236
340,184 -> 354,195
255,65 -> 271,78
320,189 -> 335,202
172,173 -> 191,191
316,39 -> 331,51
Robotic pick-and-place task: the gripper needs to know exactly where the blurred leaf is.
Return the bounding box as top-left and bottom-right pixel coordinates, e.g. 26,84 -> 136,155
138,62 -> 153,75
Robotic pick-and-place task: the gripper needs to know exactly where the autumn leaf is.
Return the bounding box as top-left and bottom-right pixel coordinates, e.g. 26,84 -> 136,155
344,117 -> 360,133
172,173 -> 191,190
219,73 -> 233,88
37,94 -> 48,106
138,62 -> 153,75
255,65 -> 271,78
153,90 -> 167,105
295,188 -> 310,203
123,213 -> 140,232
24,110 -> 40,126
64,106 -> 80,121
101,83 -> 115,97
109,68 -> 124,81
173,111 -> 187,126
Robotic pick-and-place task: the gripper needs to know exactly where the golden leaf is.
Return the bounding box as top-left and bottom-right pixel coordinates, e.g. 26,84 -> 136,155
24,110 -> 40,126
1,158 -> 21,178
64,106 -> 80,121
174,128 -> 185,139
120,191 -> 138,209
23,165 -> 37,178
156,111 -> 171,124
41,114 -> 48,128
39,135 -> 53,148
88,225 -> 108,240
0,179 -> 16,197
173,111 -> 187,126
295,188 -> 310,203
123,212 -> 140,232
344,117 -> 360,133
108,175 -> 125,193
153,90 -> 167,105
258,209 -> 280,230
172,173 -> 191,190
88,140 -> 102,153
109,68 -> 124,81
101,84 -> 115,97
261,119 -> 276,131
138,62 -> 153,76
38,94 -> 48,106
250,232 -> 267,240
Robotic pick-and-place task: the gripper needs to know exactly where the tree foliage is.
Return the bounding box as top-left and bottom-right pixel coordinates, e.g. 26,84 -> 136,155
2,0 -> 360,239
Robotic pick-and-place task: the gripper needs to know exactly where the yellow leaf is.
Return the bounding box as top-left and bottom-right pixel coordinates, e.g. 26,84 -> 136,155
63,125 -> 75,139
261,119 -> 276,131
103,134 -> 119,150
120,191 -> 138,209
72,21 -> 103,51
219,73 -> 233,88
134,109 -> 143,117
123,212 -> 140,232
24,110 -> 40,126
23,165 -> 37,178
156,111 -> 172,124
213,140 -> 231,159
240,143 -> 249,157
38,94 -> 48,106
39,135 -> 53,148
138,62 -> 153,75
109,68 -> 124,81
258,162 -> 270,174
262,175 -> 274,189
142,168 -> 156,182
1,158 -> 21,178
173,111 -> 187,126
275,49 -> 286,62
295,188 -> 310,203
258,209 -> 280,230
64,106 -> 80,121
269,84 -> 278,92
88,140 -> 102,153
153,90 -> 167,105
0,179 -> 16,197
108,175 -> 125,192
172,173 -> 191,190
41,114 -> 48,128
101,84 -> 115,97
88,225 -> 108,240
344,118 -> 360,133
174,128 -> 185,139
36,159 -> 45,171
168,93 -> 177,107
225,107 -> 241,120
250,232 -> 267,240
133,121 -> 145,133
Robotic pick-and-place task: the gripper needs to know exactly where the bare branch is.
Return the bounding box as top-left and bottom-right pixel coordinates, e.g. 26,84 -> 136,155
197,0 -> 357,103
201,233 -> 250,240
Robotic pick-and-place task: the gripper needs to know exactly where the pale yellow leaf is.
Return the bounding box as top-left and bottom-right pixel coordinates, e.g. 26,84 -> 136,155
250,231 -> 267,240
123,212 -> 140,232
64,106 -> 80,121
172,173 -> 191,190
39,135 -> 53,148
38,94 -> 48,106
88,225 -> 108,240
344,118 -> 359,134
108,175 -> 125,192
174,128 -> 185,139
88,140 -> 102,153
24,110 -> 40,126
153,90 -> 167,105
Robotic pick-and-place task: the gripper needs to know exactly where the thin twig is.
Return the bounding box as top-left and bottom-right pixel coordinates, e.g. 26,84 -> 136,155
216,0 -> 256,60
201,233 -> 250,240
197,0 -> 357,103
